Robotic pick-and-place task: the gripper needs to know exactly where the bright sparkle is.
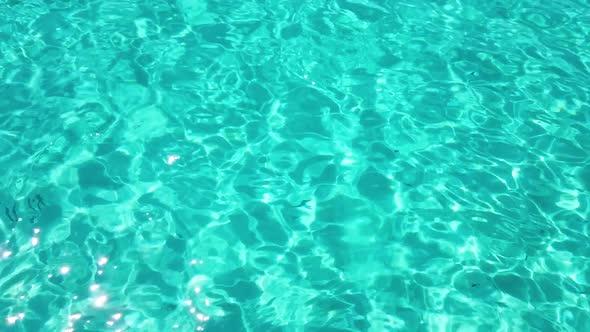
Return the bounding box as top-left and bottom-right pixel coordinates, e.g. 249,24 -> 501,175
94,295 -> 108,308
6,313 -> 25,325
166,155 -> 180,165
98,257 -> 108,266
60,266 -> 71,275
512,167 -> 520,179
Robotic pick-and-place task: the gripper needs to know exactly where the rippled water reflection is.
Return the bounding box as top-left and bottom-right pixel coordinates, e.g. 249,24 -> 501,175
1,0 -> 590,331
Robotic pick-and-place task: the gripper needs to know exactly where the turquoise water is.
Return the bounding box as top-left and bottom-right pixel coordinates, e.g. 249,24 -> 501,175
1,0 -> 589,331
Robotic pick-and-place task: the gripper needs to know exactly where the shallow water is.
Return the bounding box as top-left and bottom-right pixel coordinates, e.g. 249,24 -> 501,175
1,1 -> 589,331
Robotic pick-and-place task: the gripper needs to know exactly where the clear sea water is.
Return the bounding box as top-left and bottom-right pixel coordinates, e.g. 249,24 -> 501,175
1,1 -> 589,331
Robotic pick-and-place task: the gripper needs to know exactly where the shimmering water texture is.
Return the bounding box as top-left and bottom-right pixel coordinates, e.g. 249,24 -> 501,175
1,0 -> 590,331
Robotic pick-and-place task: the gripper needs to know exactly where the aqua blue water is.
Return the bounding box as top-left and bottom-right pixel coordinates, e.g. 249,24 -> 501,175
1,1 -> 590,331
